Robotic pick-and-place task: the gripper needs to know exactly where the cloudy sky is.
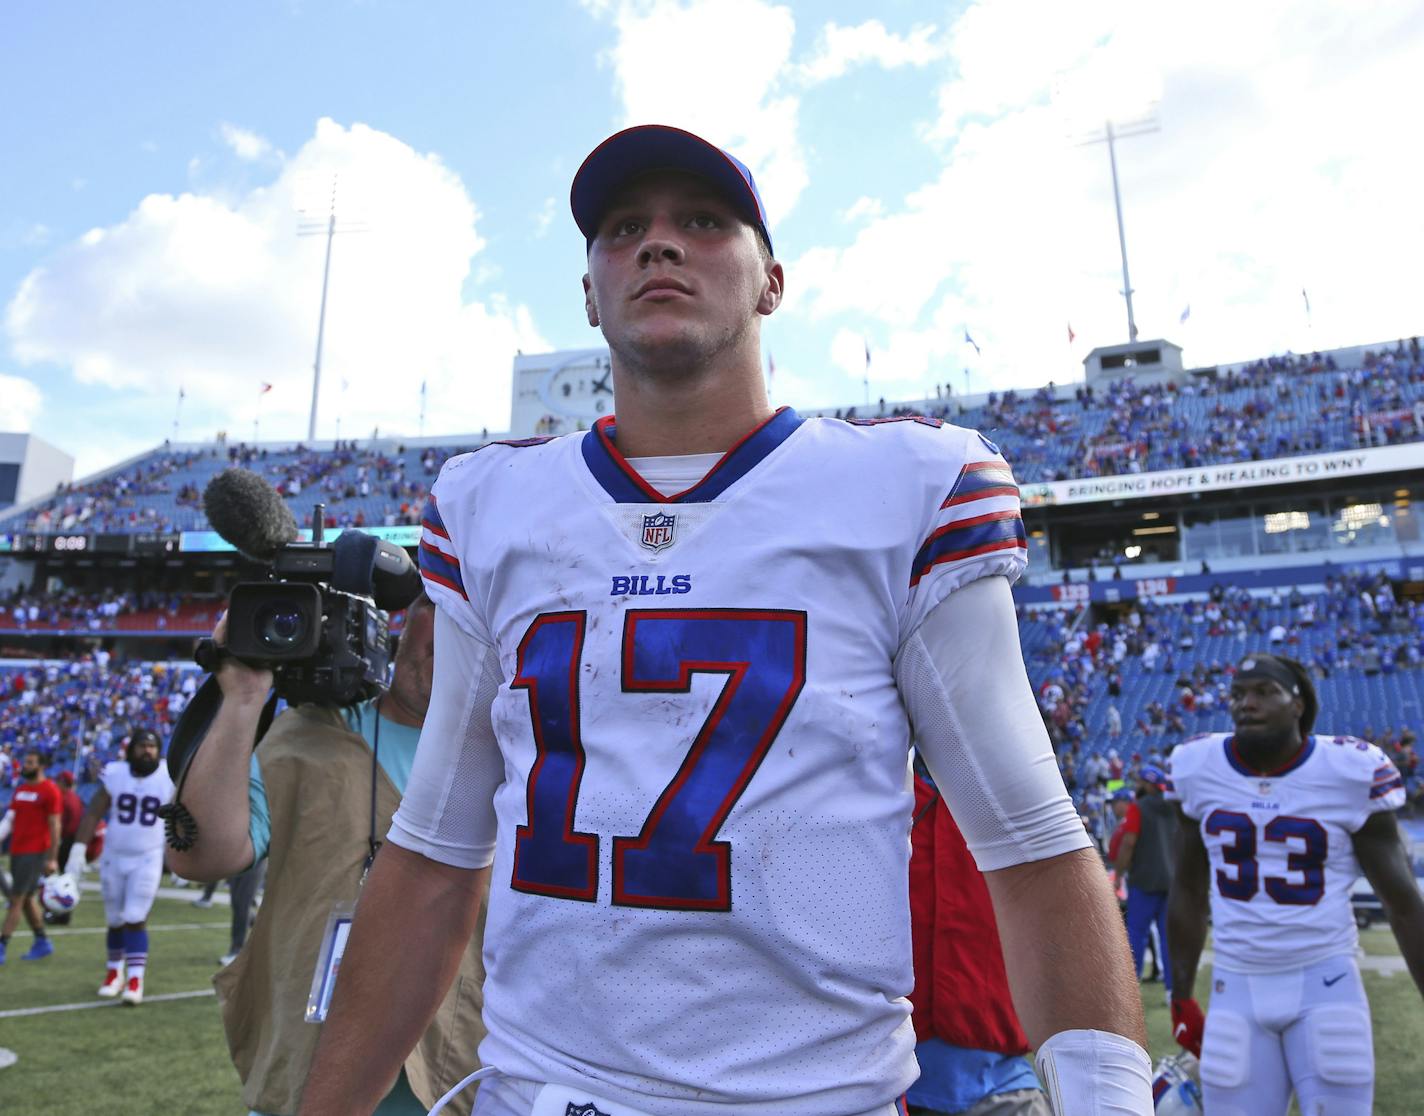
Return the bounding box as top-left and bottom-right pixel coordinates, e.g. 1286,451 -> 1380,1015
2,0 -> 1421,477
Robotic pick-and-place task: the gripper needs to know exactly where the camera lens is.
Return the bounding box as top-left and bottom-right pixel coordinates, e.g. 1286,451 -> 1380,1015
256,602 -> 309,651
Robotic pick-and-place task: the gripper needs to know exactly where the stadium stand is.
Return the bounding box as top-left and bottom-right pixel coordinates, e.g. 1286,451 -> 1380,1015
0,656 -> 201,794
0,589 -> 218,635
1,337 -> 1420,830
0,439 -> 481,535
2,342 -> 1421,535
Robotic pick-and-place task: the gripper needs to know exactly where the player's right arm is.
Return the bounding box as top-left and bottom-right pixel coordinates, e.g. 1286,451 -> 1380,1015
1165,801 -> 1210,1055
165,613 -> 271,882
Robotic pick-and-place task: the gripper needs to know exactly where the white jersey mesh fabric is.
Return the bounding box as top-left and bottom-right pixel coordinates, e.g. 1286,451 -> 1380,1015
387,608 -> 503,868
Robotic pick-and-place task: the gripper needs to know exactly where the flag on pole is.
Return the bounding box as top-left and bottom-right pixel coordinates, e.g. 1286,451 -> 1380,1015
767,352 -> 776,379
964,329 -> 980,356
864,339 -> 872,368
1067,323 -> 1076,344
178,385 -> 185,401
1302,288 -> 1311,315
259,382 -> 273,394
1180,305 -> 1191,324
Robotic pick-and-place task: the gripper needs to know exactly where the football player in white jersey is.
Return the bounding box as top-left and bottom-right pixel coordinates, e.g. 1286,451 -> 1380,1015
300,125 -> 1154,1116
68,728 -> 176,1005
1166,653 -> 1424,1116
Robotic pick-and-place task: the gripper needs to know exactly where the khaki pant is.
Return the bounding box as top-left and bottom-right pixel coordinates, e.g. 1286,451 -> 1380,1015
910,1087 -> 1053,1116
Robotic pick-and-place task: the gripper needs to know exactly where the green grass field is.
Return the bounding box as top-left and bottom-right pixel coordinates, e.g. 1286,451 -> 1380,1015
1,891 -> 1420,1115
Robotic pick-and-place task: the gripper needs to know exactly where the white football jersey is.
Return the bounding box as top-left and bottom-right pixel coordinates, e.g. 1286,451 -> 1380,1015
100,760 -> 174,858
405,410 -> 1027,1116
1166,732 -> 1405,973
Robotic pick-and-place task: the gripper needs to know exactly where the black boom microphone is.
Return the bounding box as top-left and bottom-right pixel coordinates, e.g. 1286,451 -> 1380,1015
203,468 -> 300,560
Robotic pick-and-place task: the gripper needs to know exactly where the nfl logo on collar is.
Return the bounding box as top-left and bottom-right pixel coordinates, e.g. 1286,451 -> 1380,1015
641,512 -> 676,551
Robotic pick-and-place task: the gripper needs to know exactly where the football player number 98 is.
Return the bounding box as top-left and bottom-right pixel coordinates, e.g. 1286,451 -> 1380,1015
509,608 -> 808,911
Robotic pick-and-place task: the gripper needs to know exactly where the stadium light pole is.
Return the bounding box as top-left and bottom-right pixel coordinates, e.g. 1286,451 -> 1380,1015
1055,58 -> 1161,346
297,176 -> 367,443
1078,114 -> 1158,344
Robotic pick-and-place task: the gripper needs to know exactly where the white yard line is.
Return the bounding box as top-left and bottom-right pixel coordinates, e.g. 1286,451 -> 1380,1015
43,921 -> 227,938
78,879 -> 233,906
0,989 -> 215,1019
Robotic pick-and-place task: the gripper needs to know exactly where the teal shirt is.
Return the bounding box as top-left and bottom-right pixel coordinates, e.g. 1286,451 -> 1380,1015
247,700 -> 422,863
245,701 -> 427,1116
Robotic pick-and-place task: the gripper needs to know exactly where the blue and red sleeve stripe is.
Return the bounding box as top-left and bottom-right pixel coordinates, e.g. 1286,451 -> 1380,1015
418,497 -> 467,601
421,496 -> 450,540
910,510 -> 1026,587
419,542 -> 467,601
941,460 -> 1019,508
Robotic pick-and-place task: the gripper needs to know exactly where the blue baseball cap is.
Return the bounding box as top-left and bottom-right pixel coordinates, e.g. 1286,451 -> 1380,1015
571,124 -> 773,254
1139,763 -> 1167,787
1110,787 -> 1135,803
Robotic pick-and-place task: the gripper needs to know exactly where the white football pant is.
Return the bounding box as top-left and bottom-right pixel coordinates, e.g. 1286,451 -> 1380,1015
1201,955 -> 1373,1116
100,850 -> 164,926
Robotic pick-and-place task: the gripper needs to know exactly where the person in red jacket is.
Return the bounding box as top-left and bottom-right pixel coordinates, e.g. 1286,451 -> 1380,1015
0,751 -> 62,963
908,758 -> 1051,1115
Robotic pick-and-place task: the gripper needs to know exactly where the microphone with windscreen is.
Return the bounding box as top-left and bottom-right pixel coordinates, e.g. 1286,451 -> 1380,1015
203,468 -> 300,560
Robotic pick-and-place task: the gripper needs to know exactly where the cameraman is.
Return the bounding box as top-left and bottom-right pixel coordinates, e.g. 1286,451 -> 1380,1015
168,592 -> 486,1116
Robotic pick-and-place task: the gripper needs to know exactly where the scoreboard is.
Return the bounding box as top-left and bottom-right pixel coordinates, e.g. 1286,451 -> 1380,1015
0,532 -> 182,555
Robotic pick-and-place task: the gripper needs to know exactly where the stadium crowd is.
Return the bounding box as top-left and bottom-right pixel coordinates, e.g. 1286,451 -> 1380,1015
816,342 -> 1424,483
7,438 -> 481,536
5,344 -> 1423,535
0,656 -> 198,791
0,588 -> 214,633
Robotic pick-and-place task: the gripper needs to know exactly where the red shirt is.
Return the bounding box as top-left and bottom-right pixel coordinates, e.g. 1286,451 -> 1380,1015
909,776 -> 1029,1055
60,787 -> 85,838
7,778 -> 61,855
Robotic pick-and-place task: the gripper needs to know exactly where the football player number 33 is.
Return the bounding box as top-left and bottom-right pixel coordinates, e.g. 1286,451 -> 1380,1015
510,608 -> 807,911
1205,810 -> 1328,904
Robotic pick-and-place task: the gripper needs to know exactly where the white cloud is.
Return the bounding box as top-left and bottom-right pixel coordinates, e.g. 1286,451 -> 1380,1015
6,118 -> 548,452
589,0 -> 808,226
840,196 -> 882,223
799,20 -> 943,85
220,123 -> 275,162
533,195 -> 557,238
786,0 -> 1424,401
0,373 -> 41,430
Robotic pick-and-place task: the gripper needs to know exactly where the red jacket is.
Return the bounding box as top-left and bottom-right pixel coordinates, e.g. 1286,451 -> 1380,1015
60,787 -> 85,838
909,776 -> 1030,1055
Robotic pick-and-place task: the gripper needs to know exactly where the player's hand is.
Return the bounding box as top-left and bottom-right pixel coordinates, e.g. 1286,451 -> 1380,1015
64,843 -> 88,877
211,611 -> 274,703
1170,997 -> 1204,1058
44,856 -> 59,876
